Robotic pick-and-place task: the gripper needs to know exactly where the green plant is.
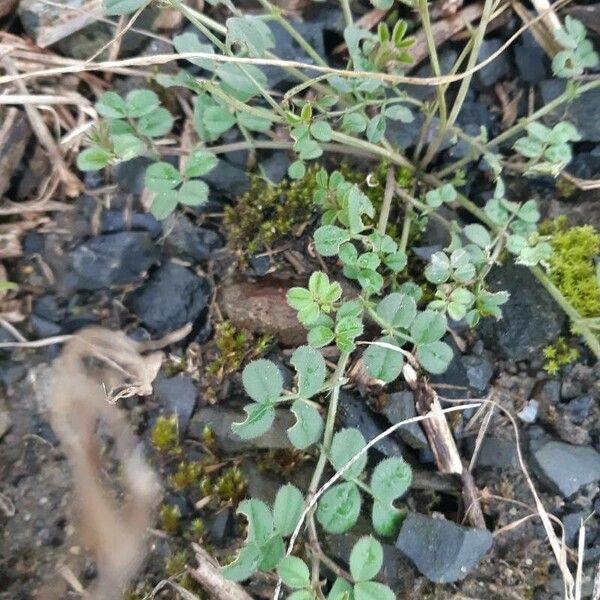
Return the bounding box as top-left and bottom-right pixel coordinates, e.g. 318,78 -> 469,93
75,0 -> 600,596
543,337 -> 580,375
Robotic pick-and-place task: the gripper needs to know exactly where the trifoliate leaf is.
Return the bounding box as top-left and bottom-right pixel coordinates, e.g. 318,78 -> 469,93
144,162 -> 182,192
463,224 -> 491,248
231,404 -> 275,439
77,146 -> 112,171
362,337 -> 404,383
349,536 -> 383,582
328,578 -> 354,600
277,556 -> 310,589
313,225 -> 349,257
273,484 -> 305,537
371,500 -> 403,537
137,107 -> 173,137
125,89 -> 160,118
316,482 -> 362,534
354,581 -> 395,600
237,498 -> 273,545
416,340 -> 453,374
221,543 -> 261,582
227,15 -> 275,57
242,359 -> 283,403
150,192 -> 178,220
173,32 -> 215,69
308,326 -> 335,348
185,150 -> 218,178
376,293 -> 417,329
410,310 -> 447,345
370,456 -> 412,503
112,133 -> 146,160
258,534 -> 285,570
290,346 -> 326,398
288,400 -> 323,449
330,428 -> 367,479
95,91 -> 127,118
178,180 -> 209,206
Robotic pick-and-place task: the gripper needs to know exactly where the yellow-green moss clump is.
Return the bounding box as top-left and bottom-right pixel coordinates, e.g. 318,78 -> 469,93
546,220 -> 600,319
224,167 -> 319,254
543,337 -> 580,374
151,415 -> 181,455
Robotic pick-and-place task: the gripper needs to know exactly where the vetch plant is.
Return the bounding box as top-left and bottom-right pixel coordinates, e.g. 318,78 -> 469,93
73,0 -> 600,595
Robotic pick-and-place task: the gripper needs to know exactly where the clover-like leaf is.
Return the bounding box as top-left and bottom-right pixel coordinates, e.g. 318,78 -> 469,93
150,192 -> 178,220
316,482 -> 362,534
112,133 -> 146,160
178,180 -> 209,206
227,15 -> 274,57
350,536 -> 383,582
370,456 -> 412,503
308,326 -> 335,348
354,581 -> 395,600
314,225 -> 350,257
77,146 -> 112,171
463,224 -> 491,248
328,578 -> 354,600
371,500 -> 403,537
138,107 -> 173,137
274,484 -> 305,537
288,400 -> 323,449
376,293 -> 417,330
95,91 -> 127,118
125,89 -> 160,118
410,310 -> 447,345
242,359 -> 283,404
185,150 -> 218,178
416,340 -> 453,374
232,403 -> 275,439
144,162 -> 182,192
258,534 -> 285,570
277,556 -> 310,589
362,337 -> 404,383
291,346 -> 326,398
330,428 -> 367,480
221,543 -> 261,582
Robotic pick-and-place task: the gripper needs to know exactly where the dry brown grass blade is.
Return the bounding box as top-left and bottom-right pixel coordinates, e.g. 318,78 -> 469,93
2,57 -> 82,198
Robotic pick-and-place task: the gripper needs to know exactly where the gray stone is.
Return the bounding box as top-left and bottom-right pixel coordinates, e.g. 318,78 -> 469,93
71,232 -> 159,290
562,511 -> 586,546
396,512 -> 493,583
471,436 -> 518,469
189,405 -> 293,452
540,80 -> 600,142
261,152 -> 290,184
338,392 -> 404,457
478,264 -> 565,361
203,159 -> 250,199
532,441 -> 600,497
128,262 -> 209,336
154,373 -> 199,433
514,32 -> 550,84
381,391 -> 428,450
163,214 -> 222,263
462,355 -> 494,393
476,39 -> 510,87
518,399 -> 539,424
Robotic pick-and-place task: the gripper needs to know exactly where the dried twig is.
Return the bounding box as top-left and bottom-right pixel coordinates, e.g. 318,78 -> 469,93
189,544 -> 253,600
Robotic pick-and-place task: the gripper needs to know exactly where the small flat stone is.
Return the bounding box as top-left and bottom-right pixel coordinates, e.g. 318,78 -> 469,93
381,391 -> 428,450
220,279 -> 306,347
154,373 -> 199,433
396,512 -> 493,583
532,441 -> 600,497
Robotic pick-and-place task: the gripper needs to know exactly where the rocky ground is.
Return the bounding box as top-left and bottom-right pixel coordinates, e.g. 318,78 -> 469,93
1,1 -> 600,599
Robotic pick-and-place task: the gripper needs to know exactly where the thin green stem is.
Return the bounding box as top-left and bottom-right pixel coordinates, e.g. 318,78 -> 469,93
417,0 -> 447,129
340,0 -> 353,27
169,0 -> 226,51
377,167 -> 395,236
420,0 -> 495,167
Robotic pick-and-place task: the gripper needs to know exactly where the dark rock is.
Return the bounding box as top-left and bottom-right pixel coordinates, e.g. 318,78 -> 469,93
71,232 -> 159,290
562,511 -> 586,546
188,405 -> 293,451
128,262 -> 209,336
154,373 -> 199,433
0,361 -> 27,387
220,279 -> 306,347
163,214 -> 222,263
540,80 -> 600,142
101,211 -> 161,238
113,156 -> 152,194
249,254 -> 271,277
478,264 -> 565,361
476,39 -> 510,87
32,295 -> 64,323
456,100 -> 495,132
514,32 -> 550,84
396,512 -> 493,582
203,159 -> 250,199
261,152 -> 290,183
462,355 -> 494,393
338,392 -> 404,457
532,441 -> 600,497
430,337 -> 469,400
470,436 -> 518,469
565,394 -> 593,424
561,364 -> 594,400
406,50 -> 458,101
381,391 -> 428,450
207,508 -> 233,546
263,18 -> 326,88
30,315 -> 62,338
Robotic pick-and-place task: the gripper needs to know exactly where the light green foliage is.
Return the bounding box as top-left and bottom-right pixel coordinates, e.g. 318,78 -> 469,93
553,17 -> 599,77
543,337 -> 580,374
514,121 -> 582,176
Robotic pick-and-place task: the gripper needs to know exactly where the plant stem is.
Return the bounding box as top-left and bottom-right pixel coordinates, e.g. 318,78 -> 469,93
420,0 -> 495,167
417,0 -> 447,130
340,0 -> 353,27
377,167 -> 395,236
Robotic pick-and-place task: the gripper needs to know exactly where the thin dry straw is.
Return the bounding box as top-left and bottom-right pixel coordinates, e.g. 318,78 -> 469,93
0,0 -> 573,88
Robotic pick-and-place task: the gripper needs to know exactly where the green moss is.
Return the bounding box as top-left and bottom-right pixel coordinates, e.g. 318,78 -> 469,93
188,518 -> 206,541
206,321 -> 272,378
165,550 -> 188,577
546,221 -> 600,319
160,504 -> 181,536
543,337 -> 580,375
168,461 -> 203,490
224,167 -> 319,254
215,466 -> 247,504
151,416 -> 181,455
